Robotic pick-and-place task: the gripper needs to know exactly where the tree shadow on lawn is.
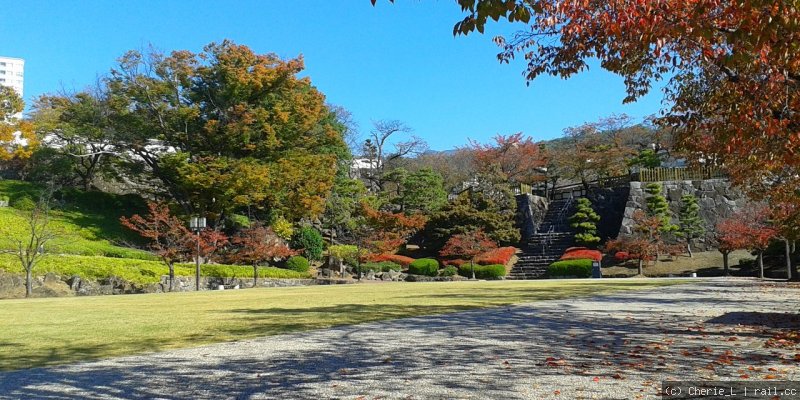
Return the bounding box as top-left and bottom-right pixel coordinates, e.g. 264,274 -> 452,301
706,311 -> 800,329
2,282 -> 797,399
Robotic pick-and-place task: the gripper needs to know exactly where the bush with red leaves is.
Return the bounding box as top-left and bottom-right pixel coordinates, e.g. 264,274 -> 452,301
475,246 -> 517,265
560,248 -> 602,262
367,253 -> 415,266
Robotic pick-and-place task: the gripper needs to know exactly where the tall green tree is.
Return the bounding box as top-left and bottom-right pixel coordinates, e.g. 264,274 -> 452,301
644,183 -> 679,235
35,41 -> 348,223
569,198 -> 600,247
677,194 -> 704,258
399,168 -> 447,214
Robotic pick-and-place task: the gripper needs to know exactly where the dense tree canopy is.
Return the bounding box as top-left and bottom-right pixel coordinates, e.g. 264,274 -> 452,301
35,41 -> 348,222
0,86 -> 37,162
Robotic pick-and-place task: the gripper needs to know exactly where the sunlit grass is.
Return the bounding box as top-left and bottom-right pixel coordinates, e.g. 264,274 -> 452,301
0,279 -> 683,371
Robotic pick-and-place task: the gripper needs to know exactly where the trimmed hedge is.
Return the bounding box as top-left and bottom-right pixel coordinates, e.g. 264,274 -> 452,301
285,256 -> 310,273
439,265 -> 458,277
0,254 -> 310,285
560,247 -> 602,262
408,258 -> 439,276
360,261 -> 402,272
328,245 -> 362,266
457,264 -> 507,279
547,259 -> 593,278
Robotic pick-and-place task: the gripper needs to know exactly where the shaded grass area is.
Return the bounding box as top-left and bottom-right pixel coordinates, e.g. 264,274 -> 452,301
0,279 -> 681,371
0,254 -> 310,286
602,250 -> 755,278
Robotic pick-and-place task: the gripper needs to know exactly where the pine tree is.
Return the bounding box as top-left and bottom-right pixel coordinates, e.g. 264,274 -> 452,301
677,194 -> 705,258
569,198 -> 601,247
643,183 -> 679,262
644,183 -> 679,234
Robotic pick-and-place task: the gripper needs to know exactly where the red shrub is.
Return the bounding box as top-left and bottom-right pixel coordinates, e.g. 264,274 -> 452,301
442,259 -> 467,267
614,251 -> 630,261
560,248 -> 602,262
368,253 -> 415,266
475,246 -> 517,265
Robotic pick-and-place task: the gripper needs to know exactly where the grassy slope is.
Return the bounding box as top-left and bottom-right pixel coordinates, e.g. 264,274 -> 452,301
0,279 -> 682,371
0,180 -> 154,259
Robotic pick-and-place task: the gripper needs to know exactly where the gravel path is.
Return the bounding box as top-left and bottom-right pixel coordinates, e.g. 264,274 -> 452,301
1,279 -> 799,399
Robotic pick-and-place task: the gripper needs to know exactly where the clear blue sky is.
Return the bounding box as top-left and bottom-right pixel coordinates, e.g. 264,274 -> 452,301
1,0 -> 665,150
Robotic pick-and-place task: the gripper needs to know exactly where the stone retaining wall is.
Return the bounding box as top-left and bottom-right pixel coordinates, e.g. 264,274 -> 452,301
619,179 -> 747,250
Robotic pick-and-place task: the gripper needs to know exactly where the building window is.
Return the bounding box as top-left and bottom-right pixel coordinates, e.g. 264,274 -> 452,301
16,71 -> 22,77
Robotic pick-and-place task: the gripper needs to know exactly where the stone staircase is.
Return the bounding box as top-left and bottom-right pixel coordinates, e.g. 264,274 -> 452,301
509,198 -> 576,280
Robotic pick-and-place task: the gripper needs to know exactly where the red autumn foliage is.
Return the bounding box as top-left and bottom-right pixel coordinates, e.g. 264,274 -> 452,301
120,201 -> 193,291
361,202 -> 427,255
439,230 -> 498,266
614,251 -> 630,262
475,246 -> 517,265
716,206 -> 777,253
443,246 -> 516,266
560,247 -> 602,262
192,229 -> 229,263
230,224 -> 296,283
366,253 -> 415,266
468,133 -> 547,184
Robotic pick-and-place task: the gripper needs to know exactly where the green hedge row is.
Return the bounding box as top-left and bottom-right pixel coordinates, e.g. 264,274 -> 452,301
0,254 -> 311,285
547,259 -> 593,278
360,261 -> 402,273
457,264 -> 506,279
408,258 -> 439,276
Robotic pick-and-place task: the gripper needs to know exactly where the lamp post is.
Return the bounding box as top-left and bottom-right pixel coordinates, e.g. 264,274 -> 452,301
189,216 -> 206,291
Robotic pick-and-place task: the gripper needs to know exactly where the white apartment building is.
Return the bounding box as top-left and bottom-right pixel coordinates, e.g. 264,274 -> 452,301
0,56 -> 24,97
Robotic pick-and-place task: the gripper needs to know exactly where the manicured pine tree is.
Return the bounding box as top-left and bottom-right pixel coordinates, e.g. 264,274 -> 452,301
569,198 -> 601,247
643,183 -> 679,261
644,183 -> 679,234
677,194 -> 705,258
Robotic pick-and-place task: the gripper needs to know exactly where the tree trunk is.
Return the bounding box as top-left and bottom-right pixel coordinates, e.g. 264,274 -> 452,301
168,263 -> 175,292
470,260 -> 476,280
758,251 -> 764,279
637,259 -> 643,276
785,239 -> 793,281
253,262 -> 258,286
722,251 -> 730,276
25,266 -> 33,298
686,241 -> 693,258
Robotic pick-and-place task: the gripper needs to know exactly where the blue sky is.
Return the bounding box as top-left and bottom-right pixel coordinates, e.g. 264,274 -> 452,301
1,0 -> 665,150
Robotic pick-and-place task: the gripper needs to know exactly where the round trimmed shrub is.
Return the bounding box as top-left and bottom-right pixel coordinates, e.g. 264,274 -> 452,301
290,227 -> 324,261
285,256 -> 310,273
547,259 -> 593,278
457,264 -> 507,279
439,265 -> 458,277
408,258 -> 439,276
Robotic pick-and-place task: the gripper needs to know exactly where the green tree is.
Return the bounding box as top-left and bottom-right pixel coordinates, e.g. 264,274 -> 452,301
290,226 -> 324,262
424,181 -> 519,250
644,183 -> 679,235
677,194 -> 705,258
399,168 -> 447,214
36,41 -> 348,222
569,198 -> 600,247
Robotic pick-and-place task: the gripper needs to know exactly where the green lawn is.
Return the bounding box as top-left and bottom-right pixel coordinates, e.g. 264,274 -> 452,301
0,279 -> 682,371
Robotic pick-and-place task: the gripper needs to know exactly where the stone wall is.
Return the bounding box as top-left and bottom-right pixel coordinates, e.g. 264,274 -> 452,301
0,272 -> 318,299
586,185 -> 631,242
619,179 -> 747,250
516,194 -> 548,239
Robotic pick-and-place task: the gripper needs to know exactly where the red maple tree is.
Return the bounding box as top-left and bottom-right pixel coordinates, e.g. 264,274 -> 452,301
360,202 -> 427,257
120,202 -> 192,292
439,230 -> 498,279
468,133 -> 547,184
230,224 -> 295,284
605,236 -> 654,276
716,206 -> 777,278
